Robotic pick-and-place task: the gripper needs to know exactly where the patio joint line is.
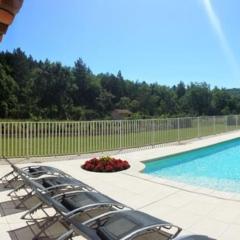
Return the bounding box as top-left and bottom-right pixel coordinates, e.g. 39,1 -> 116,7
136,191 -> 179,210
121,172 -> 240,203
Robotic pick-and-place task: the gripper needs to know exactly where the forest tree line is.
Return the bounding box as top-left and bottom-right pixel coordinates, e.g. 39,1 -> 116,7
0,48 -> 240,120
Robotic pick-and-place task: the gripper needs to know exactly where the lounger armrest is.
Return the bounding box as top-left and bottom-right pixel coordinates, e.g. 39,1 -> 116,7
52,190 -> 87,199
119,224 -> 182,240
69,219 -> 102,240
66,202 -> 125,217
171,225 -> 183,239
82,209 -> 130,226
21,165 -> 43,170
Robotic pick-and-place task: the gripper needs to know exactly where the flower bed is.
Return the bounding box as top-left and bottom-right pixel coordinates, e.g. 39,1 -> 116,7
82,156 -> 130,172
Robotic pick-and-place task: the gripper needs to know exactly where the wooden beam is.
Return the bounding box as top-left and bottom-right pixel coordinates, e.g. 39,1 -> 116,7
0,9 -> 14,25
0,22 -> 8,34
0,0 -> 23,15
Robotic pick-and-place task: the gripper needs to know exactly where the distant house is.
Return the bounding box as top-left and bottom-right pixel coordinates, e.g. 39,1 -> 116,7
111,109 -> 132,120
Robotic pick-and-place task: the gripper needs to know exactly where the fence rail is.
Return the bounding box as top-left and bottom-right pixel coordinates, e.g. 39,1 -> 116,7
1,115 -> 240,158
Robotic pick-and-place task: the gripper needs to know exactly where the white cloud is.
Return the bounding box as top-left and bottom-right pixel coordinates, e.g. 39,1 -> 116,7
202,0 -> 240,80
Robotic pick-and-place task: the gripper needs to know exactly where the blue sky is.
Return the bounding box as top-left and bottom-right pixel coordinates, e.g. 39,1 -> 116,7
1,0 -> 240,88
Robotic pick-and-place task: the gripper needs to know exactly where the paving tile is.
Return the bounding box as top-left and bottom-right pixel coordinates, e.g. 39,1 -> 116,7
207,203 -> 240,224
154,191 -> 196,208
231,211 -> 240,225
165,208 -> 203,229
179,199 -> 217,216
0,231 -> 11,239
141,202 -> 178,220
188,218 -> 229,239
219,224 -> 240,240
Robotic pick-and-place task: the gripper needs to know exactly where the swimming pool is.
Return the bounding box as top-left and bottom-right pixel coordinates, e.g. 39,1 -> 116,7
144,138 -> 240,193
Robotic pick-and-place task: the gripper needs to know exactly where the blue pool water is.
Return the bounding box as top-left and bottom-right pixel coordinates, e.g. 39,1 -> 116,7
144,138 -> 240,193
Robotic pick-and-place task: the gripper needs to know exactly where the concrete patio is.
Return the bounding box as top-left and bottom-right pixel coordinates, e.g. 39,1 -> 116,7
1,131 -> 240,239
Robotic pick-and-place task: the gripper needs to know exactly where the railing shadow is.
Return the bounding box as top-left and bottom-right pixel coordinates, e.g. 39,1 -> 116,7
178,235 -> 217,240
8,219 -> 68,240
0,182 -> 12,192
0,199 -> 24,216
0,195 -> 41,217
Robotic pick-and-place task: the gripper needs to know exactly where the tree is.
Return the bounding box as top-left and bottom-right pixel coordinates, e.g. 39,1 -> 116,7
100,72 -> 126,103
182,83 -> 212,115
117,97 -> 131,109
73,58 -> 100,108
96,89 -> 115,114
32,62 -> 75,119
211,88 -> 233,115
0,48 -> 239,120
0,64 -> 18,118
175,81 -> 186,98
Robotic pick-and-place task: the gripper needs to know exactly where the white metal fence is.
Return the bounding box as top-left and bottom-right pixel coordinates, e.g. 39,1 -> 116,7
0,115 -> 240,158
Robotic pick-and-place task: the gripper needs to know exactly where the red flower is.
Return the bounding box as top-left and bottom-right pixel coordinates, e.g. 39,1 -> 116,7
105,165 -> 114,172
94,163 -> 104,172
82,157 -> 130,172
83,163 -> 95,171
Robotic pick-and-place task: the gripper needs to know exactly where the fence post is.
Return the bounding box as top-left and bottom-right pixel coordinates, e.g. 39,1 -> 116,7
26,122 -> 29,158
0,123 -> 3,158
151,119 -> 155,147
119,120 -> 122,149
0,123 -> 2,157
225,116 -> 228,132
197,117 -> 200,138
213,116 -> 216,134
3,123 -> 6,157
0,122 -> 2,158
177,118 -> 180,143
6,123 -> 8,157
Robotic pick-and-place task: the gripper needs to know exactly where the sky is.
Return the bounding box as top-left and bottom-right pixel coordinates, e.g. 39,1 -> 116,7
1,0 -> 240,88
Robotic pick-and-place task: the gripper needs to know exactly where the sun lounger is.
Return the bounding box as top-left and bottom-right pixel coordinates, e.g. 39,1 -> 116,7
60,210 -> 182,240
23,184 -> 181,240
52,190 -> 128,216
20,180 -> 130,239
8,175 -> 94,198
1,157 -> 70,188
7,167 -> 95,209
22,188 -> 128,220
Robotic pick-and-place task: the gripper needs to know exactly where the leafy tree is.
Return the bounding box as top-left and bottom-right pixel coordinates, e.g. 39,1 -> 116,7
175,81 -> 186,98
0,49 -> 240,120
96,89 -> 115,114
182,83 -> 212,115
0,64 -> 18,118
117,97 -> 131,109
73,59 -> 100,108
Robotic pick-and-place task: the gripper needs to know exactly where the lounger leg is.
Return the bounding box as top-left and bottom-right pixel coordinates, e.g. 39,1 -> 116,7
32,215 -> 62,240
2,173 -> 19,188
7,182 -> 25,197
25,220 -> 49,240
15,189 -> 35,208
57,229 -> 74,240
21,202 -> 44,220
0,170 -> 15,183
